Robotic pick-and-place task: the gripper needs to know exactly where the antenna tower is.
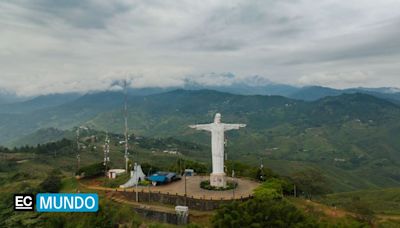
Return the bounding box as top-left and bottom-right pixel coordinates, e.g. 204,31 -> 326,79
104,132 -> 110,176
76,128 -> 80,173
124,80 -> 130,172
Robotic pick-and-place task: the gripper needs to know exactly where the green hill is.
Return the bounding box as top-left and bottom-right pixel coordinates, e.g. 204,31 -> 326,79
320,188 -> 400,214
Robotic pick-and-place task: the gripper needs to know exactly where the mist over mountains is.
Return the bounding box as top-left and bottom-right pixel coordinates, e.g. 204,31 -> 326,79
3,79 -> 400,104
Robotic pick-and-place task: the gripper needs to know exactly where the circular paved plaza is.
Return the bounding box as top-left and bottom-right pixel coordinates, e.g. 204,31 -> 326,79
131,175 -> 260,200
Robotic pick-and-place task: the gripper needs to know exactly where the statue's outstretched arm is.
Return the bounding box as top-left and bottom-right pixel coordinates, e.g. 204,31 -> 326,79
189,124 -> 212,131
223,124 -> 246,131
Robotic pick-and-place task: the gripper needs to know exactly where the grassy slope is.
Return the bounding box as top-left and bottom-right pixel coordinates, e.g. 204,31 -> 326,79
321,188 -> 400,215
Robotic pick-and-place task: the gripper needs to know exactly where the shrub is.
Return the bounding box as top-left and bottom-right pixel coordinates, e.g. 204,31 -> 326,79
253,178 -> 286,200
212,198 -> 318,228
39,170 -> 62,193
200,180 -> 237,191
77,162 -> 105,178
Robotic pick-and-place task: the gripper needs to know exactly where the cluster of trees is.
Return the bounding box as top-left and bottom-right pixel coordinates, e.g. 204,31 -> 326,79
225,161 -> 331,199
212,178 -> 318,227
169,158 -> 208,174
225,160 -> 277,181
136,137 -> 203,152
1,138 -> 73,155
39,170 -> 62,193
212,163 -> 379,227
43,198 -> 143,227
76,162 -> 106,178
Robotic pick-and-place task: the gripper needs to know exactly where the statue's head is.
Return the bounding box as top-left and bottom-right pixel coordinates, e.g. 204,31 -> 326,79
214,113 -> 221,123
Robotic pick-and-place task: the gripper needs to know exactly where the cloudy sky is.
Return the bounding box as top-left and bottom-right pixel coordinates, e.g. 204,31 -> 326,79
1,0 -> 400,96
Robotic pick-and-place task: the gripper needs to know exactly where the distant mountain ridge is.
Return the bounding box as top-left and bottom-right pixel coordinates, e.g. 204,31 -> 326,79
1,89 -> 400,144
3,80 -> 400,106
0,90 -> 27,105
0,93 -> 81,114
288,86 -> 400,102
2,89 -> 400,191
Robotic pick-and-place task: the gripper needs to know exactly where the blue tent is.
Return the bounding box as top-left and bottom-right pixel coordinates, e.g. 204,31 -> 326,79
148,172 -> 177,185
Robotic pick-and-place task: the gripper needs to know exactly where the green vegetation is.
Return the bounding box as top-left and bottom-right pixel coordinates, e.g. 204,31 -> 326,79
320,188 -> 400,215
2,89 -> 400,226
41,198 -> 142,228
103,173 -> 130,188
291,168 -> 332,199
2,91 -> 400,192
38,169 -> 62,193
200,180 -> 237,191
213,198 -> 318,228
169,158 -> 208,174
212,179 -> 318,228
77,162 -> 105,178
253,178 -> 290,200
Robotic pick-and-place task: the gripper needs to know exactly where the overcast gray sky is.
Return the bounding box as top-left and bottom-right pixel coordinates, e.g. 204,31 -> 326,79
1,0 -> 400,95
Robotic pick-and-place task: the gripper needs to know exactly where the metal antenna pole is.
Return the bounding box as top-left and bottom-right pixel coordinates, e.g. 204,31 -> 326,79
76,128 -> 80,174
75,126 -> 88,180
104,132 -> 110,176
184,159 -> 187,206
259,157 -> 265,181
124,80 -> 130,173
232,162 -> 235,200
135,163 -> 138,202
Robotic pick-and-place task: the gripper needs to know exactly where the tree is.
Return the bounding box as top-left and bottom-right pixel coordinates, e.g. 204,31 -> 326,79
212,198 -> 317,228
213,176 -> 318,227
77,162 -> 105,178
39,170 -> 62,193
253,178 -> 285,200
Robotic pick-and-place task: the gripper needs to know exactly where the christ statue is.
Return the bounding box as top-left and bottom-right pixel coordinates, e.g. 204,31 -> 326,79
189,113 -> 246,187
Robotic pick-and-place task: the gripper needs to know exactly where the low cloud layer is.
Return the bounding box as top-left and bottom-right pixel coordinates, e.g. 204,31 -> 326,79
1,0 -> 400,95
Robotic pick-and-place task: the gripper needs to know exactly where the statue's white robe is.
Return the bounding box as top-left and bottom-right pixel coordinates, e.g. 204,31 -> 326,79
189,123 -> 246,174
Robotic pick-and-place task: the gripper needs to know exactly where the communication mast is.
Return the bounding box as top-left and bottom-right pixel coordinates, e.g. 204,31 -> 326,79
103,132 -> 110,176
75,126 -> 88,176
76,128 -> 80,173
123,80 -> 130,173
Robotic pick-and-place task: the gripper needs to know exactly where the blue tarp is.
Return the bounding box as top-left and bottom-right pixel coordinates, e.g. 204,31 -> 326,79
148,175 -> 167,183
148,172 -> 176,183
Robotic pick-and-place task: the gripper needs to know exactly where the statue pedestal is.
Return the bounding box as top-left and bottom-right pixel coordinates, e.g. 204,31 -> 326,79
210,173 -> 226,188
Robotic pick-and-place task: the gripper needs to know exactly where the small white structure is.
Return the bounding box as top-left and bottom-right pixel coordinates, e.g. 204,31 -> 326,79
107,169 -> 125,179
175,206 -> 189,225
184,169 -> 195,176
120,163 -> 146,188
189,113 -> 245,187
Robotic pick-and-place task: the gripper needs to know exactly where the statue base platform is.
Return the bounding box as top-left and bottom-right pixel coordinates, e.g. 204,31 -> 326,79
210,173 -> 226,188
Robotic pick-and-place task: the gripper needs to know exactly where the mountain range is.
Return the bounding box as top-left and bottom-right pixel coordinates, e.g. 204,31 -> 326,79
2,80 -> 400,105
1,85 -> 400,192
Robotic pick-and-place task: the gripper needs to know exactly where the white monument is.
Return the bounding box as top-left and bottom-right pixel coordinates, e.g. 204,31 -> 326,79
189,113 -> 246,187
